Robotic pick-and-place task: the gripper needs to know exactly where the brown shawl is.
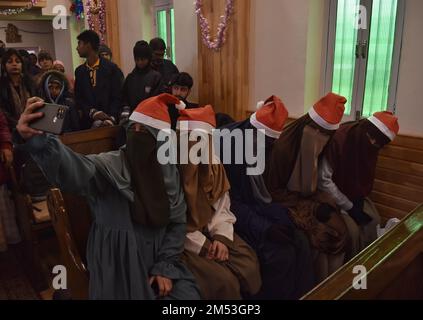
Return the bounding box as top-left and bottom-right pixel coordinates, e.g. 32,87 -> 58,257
179,134 -> 230,233
266,114 -> 334,200
325,119 -> 391,201
265,114 -> 348,254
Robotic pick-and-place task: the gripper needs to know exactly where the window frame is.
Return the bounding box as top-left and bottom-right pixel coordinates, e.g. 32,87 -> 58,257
323,0 -> 406,120
153,0 -> 175,62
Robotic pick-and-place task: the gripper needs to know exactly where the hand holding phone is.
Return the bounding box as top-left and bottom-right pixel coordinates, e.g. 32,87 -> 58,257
17,97 -> 45,141
29,103 -> 69,135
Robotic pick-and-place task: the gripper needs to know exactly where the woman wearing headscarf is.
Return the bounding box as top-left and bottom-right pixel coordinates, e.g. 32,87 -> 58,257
319,111 -> 399,258
266,93 -> 349,282
219,96 -> 315,299
38,70 -> 80,133
16,94 -> 200,300
177,105 -> 261,300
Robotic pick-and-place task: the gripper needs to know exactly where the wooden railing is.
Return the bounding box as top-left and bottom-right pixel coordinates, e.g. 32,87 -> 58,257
302,204 -> 423,300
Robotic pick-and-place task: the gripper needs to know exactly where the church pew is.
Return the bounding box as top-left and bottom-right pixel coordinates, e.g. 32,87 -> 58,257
302,204 -> 423,300
48,127 -> 121,299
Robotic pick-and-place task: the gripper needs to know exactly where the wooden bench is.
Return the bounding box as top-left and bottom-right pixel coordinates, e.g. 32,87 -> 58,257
302,204 -> 423,300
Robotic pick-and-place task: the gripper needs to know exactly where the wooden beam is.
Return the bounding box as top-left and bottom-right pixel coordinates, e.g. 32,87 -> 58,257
104,0 -> 121,68
198,0 -> 251,121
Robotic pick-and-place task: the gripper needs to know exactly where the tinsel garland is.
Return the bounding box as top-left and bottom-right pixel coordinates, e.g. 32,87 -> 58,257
195,0 -> 235,51
0,0 -> 39,16
70,0 -> 85,20
86,0 -> 107,43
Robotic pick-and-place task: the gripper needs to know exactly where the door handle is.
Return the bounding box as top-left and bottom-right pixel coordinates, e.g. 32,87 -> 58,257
361,40 -> 368,59
355,41 -> 361,59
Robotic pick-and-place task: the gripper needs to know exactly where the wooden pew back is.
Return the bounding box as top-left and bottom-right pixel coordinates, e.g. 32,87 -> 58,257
370,134 -> 423,221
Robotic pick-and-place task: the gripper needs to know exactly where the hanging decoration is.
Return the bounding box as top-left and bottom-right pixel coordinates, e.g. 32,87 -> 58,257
195,0 -> 235,51
86,0 -> 107,43
0,0 -> 39,16
70,0 -> 85,20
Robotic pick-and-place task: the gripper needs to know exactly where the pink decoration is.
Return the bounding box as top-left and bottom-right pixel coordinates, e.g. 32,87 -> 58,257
195,0 -> 235,51
86,0 -> 107,43
0,0 -> 39,16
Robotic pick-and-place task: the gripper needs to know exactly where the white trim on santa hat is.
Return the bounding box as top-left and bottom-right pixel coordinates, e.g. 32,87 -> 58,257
250,113 -> 282,139
368,115 -> 396,141
308,107 -> 340,131
176,120 -> 215,134
129,112 -> 171,130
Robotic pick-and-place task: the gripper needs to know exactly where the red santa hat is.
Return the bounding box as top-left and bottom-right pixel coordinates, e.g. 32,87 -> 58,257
129,93 -> 186,130
250,95 -> 289,139
177,105 -> 216,133
368,111 -> 399,141
308,93 -> 346,130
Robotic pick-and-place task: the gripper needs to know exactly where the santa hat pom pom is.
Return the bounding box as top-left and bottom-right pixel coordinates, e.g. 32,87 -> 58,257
256,101 -> 265,110
175,100 -> 186,111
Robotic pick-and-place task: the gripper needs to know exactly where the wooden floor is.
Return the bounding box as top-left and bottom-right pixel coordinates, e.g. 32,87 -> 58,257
0,229 -> 61,300
0,245 -> 39,300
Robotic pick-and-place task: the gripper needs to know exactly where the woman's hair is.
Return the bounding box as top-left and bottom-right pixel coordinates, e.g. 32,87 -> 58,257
1,48 -> 25,77
0,49 -> 35,118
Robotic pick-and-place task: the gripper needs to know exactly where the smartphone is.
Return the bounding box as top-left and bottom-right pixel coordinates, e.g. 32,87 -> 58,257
29,103 -> 69,135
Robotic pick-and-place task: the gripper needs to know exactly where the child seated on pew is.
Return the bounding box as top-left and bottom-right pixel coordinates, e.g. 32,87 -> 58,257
0,111 -> 21,252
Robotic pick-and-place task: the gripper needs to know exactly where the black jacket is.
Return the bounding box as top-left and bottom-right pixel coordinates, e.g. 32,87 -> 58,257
153,59 -> 179,93
122,66 -> 162,112
74,57 -> 124,128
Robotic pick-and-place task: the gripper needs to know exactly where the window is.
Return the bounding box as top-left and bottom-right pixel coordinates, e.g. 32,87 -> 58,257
154,0 -> 176,63
324,0 -> 405,120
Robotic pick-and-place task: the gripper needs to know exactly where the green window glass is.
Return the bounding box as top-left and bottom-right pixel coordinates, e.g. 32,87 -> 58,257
170,8 -> 176,62
332,0 -> 361,115
362,0 -> 398,116
157,10 -> 168,50
156,8 -> 176,63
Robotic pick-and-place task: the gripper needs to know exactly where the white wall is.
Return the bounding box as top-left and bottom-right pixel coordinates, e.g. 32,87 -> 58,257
173,0 -> 198,101
117,0 -> 154,76
0,20 -> 55,56
249,0 -> 311,116
394,0 -> 423,137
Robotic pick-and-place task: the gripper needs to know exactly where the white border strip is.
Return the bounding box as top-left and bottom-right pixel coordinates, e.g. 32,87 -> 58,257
250,113 -> 282,139
176,120 -> 215,133
129,112 -> 170,130
368,116 -> 396,141
308,107 -> 340,131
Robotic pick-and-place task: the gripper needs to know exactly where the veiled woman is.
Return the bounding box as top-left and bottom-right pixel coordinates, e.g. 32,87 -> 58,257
219,96 -> 315,299
319,111 -> 399,258
177,105 -> 262,300
266,93 -> 349,282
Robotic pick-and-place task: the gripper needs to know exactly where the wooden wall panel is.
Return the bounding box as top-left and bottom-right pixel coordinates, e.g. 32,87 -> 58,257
105,0 -> 121,67
198,0 -> 250,121
370,135 -> 423,220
